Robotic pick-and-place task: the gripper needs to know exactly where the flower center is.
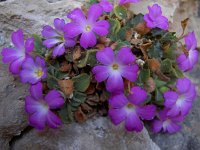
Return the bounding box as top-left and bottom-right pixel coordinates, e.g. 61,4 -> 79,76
36,69 -> 44,78
126,103 -> 135,109
112,63 -> 119,70
176,95 -> 185,106
85,25 -> 91,32
39,100 -> 49,113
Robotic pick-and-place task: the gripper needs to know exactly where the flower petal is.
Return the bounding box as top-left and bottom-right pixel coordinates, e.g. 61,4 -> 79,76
108,108 -> 126,125
93,20 -> 109,36
167,106 -> 180,117
11,29 -> 24,49
121,65 -> 139,81
80,31 -> 97,49
128,86 -> 147,105
92,65 -> 109,82
176,77 -> 191,94
106,72 -> 124,92
20,70 -> 39,84
137,104 -> 156,120
116,47 -> 136,65
64,22 -> 83,38
29,112 -> 46,130
96,47 -> 114,65
125,112 -> 143,132
53,43 -> 65,57
42,25 -> 59,38
99,0 -> 113,12
44,90 -> 64,109
30,82 -> 43,100
25,96 -> 41,114
185,32 -> 197,51
164,91 -> 179,107
67,8 -> 86,24
1,48 -> 24,63
9,57 -> 24,74
109,93 -> 128,108
54,18 -> 65,32
88,4 -> 103,23
43,39 -> 61,48
64,36 -> 76,47
152,120 -> 163,133
189,49 -> 199,67
46,111 -> 62,129
25,37 -> 34,52
166,122 -> 181,134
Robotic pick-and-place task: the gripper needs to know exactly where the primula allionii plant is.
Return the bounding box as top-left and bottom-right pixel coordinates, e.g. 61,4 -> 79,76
1,0 -> 199,134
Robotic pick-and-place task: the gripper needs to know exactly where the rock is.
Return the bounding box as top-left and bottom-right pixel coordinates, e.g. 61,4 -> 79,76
11,117 -> 160,150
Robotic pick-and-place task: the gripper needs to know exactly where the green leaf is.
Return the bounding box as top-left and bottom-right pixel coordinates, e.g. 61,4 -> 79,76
159,86 -> 169,93
160,58 -> 173,73
109,18 -> 121,35
163,43 -> 177,60
148,42 -> 163,59
138,69 -> 150,83
155,79 -> 166,88
72,73 -> 91,92
32,34 -> 45,56
71,91 -> 87,108
77,49 -> 98,68
89,0 -> 98,4
47,77 -> 58,89
115,41 -> 131,50
127,13 -> 144,27
59,104 -> 74,123
155,88 -> 164,105
171,66 -> 184,78
114,5 -> 127,19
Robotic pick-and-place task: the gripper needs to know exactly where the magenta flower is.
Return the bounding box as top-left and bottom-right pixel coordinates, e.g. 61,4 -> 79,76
92,47 -> 139,92
163,77 -> 196,117
64,4 -> 109,49
144,4 -> 169,30
152,108 -> 184,133
109,87 -> 156,132
20,56 -> 47,84
25,82 -> 64,130
1,29 -> 34,74
99,0 -> 113,12
176,32 -> 199,72
118,0 -> 140,5
42,18 -> 76,57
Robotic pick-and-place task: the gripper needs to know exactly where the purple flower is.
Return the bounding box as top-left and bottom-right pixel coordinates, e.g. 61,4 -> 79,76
152,108 -> 184,133
118,0 -> 140,5
92,47 -> 139,92
25,82 -> 64,130
144,4 -> 169,30
1,29 -> 34,74
176,32 -> 199,72
99,0 -> 113,12
42,18 -> 76,57
163,77 -> 196,117
64,4 -> 109,49
109,87 -> 156,132
20,56 -> 47,84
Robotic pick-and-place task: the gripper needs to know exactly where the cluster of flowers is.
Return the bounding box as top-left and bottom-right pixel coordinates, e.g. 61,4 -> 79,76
1,0 -> 199,133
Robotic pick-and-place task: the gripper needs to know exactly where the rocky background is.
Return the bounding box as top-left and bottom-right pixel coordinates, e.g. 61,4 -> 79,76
0,0 -> 199,150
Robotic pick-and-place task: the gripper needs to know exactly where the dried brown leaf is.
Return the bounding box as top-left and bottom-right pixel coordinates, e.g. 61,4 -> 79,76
134,22 -> 150,35
58,79 -> 74,96
74,107 -> 87,123
147,59 -> 161,72
59,61 -> 72,72
86,84 -> 95,95
73,47 -> 82,61
144,77 -> 156,93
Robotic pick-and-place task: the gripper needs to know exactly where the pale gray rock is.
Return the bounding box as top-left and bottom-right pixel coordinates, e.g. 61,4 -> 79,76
11,117 -> 160,150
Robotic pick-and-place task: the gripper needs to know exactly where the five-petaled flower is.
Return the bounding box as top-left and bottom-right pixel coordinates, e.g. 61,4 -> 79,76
1,29 -> 34,74
176,32 -> 199,72
163,77 -> 196,117
99,0 -> 113,12
152,108 -> 184,133
92,47 -> 139,92
144,4 -> 169,30
25,82 -> 65,130
64,4 -> 109,49
109,87 -> 156,132
42,18 -> 76,58
20,56 -> 47,84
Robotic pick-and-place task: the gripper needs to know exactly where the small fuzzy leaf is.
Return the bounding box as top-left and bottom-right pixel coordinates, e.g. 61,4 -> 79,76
71,91 -> 87,108
161,58 -> 173,73
77,49 -> 98,68
114,5 -> 127,19
127,13 -> 144,27
155,79 -> 166,88
46,77 -> 58,89
109,18 -> 121,35
59,104 -> 74,123
32,34 -> 46,56
155,88 -> 164,105
148,42 -> 163,59
72,73 -> 91,92
138,69 -> 150,84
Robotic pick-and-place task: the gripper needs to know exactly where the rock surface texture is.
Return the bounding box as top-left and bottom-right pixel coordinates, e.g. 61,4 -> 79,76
0,0 -> 199,150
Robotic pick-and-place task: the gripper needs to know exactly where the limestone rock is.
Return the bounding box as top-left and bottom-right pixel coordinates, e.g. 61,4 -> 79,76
12,117 -> 160,150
